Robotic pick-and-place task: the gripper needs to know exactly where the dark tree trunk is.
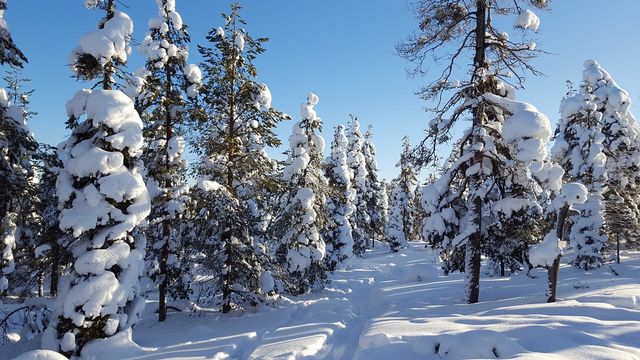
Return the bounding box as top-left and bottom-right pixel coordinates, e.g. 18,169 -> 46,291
221,229 -> 233,313
158,54 -> 174,323
465,0 -> 487,305
547,204 -> 569,303
466,193 -> 482,304
50,252 -> 59,296
102,0 -> 115,91
616,233 -> 620,264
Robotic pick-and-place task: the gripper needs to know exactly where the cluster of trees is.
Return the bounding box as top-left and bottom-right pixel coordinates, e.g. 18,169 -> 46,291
400,0 -> 640,304
2,0 -> 639,357
0,1 -> 421,356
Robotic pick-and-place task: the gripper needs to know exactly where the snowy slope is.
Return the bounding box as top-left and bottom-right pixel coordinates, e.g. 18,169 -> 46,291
6,243 -> 640,359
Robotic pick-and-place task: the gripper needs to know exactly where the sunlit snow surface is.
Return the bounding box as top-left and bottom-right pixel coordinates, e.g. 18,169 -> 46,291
6,243 -> 640,359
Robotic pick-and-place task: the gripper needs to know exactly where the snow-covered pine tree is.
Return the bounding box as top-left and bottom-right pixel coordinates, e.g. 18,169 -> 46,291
582,60 -> 640,251
0,2 -> 34,297
324,125 -> 355,271
43,1 -> 150,356
134,0 -> 202,322
362,126 -> 388,245
551,77 -> 607,270
274,93 -> 329,294
195,4 -> 289,313
399,0 -> 551,303
346,117 -> 369,255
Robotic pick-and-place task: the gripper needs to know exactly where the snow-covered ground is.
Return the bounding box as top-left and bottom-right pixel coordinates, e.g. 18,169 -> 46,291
6,242 -> 640,359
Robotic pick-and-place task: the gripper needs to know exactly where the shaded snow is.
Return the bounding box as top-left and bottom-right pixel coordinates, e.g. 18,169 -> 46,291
7,244 -> 640,359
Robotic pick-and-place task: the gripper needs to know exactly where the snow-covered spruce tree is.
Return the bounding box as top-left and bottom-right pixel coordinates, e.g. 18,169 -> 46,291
397,137 -> 418,244
551,78 -> 607,270
195,4 -> 288,313
274,93 -> 329,294
582,61 -> 640,251
362,126 -> 388,245
387,180 -> 407,252
399,0 -> 550,303
387,138 -> 419,252
43,1 -> 150,356
324,125 -> 356,271
2,68 -> 50,296
133,0 -> 202,322
0,5 -> 33,297
346,117 -> 369,255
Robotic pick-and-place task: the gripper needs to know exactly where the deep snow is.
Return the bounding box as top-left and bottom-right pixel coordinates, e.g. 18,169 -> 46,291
5,242 -> 640,359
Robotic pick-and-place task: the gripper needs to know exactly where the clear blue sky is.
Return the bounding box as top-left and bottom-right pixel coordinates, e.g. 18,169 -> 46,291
5,0 -> 640,181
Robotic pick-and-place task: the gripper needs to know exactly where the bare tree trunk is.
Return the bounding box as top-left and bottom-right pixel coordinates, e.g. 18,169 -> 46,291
547,204 -> 569,303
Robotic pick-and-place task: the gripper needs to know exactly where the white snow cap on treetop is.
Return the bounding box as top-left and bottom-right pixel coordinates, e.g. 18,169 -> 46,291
307,92 -> 319,106
301,93 -> 320,120
554,182 -> 588,209
73,10 -> 134,68
514,9 -> 540,32
583,59 -> 633,113
582,60 -> 612,88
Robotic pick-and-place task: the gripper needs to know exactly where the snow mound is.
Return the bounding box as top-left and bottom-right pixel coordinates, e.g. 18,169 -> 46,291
12,351 -> 68,360
80,328 -> 148,360
435,330 -> 526,359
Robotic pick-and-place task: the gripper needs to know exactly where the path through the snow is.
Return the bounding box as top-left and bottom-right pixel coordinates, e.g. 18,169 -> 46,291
6,243 -> 640,359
